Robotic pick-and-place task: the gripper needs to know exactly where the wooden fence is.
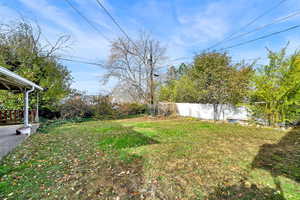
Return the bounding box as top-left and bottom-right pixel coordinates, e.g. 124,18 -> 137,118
0,110 -> 36,124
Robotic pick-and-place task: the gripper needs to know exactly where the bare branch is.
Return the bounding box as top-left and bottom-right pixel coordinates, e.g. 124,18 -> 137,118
102,32 -> 167,103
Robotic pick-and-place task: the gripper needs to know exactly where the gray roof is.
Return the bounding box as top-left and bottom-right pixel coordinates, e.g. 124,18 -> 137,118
0,66 -> 43,91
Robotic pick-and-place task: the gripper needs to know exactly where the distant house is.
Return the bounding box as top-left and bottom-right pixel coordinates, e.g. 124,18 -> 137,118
111,87 -> 136,104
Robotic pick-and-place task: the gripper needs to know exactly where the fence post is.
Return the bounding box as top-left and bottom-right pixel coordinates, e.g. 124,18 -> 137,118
31,110 -> 35,122
9,110 -> 12,121
3,111 -> 7,122
14,110 -> 16,121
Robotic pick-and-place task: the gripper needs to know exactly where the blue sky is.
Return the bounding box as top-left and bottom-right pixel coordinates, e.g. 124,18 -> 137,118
1,0 -> 300,94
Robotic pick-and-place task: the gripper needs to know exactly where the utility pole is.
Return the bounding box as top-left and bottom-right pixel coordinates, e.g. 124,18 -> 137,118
149,41 -> 155,116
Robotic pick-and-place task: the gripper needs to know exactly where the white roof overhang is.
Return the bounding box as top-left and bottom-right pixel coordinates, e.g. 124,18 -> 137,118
0,66 -> 43,91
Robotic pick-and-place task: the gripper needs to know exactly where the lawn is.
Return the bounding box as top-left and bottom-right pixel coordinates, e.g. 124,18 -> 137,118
0,117 -> 299,199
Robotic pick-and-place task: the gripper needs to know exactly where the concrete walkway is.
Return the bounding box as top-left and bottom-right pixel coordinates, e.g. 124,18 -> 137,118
0,124 -> 38,160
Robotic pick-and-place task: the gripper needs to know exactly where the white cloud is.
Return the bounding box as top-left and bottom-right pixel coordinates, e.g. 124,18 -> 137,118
0,4 -> 21,22
18,0 -> 111,60
163,1 -> 232,61
3,0 -> 300,94
19,0 -> 78,32
2,0 -> 114,94
176,1 -> 230,42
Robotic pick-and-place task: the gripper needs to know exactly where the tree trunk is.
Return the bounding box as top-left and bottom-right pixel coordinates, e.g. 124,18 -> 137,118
213,104 -> 219,121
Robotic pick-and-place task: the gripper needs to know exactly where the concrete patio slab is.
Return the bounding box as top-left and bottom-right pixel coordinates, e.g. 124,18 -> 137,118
0,124 -> 39,160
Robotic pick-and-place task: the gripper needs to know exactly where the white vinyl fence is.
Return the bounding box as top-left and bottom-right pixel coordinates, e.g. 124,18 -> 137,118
159,103 -> 250,121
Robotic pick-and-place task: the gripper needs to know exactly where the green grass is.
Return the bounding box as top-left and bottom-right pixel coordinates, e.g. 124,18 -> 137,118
0,116 -> 299,199
98,132 -> 157,150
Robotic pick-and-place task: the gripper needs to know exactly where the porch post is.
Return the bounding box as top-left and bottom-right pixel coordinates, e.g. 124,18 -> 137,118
24,90 -> 29,127
24,87 -> 35,127
35,93 -> 39,123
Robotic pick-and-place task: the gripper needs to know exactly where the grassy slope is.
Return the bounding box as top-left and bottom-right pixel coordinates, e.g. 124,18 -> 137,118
0,117 -> 299,199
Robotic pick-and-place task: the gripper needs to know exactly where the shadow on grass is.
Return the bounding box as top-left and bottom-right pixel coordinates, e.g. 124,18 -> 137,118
97,124 -> 295,199
94,124 -> 159,199
231,127 -> 300,200
98,124 -> 159,150
0,121 -> 156,200
202,129 -> 300,200
204,181 -> 286,200
252,128 -> 300,183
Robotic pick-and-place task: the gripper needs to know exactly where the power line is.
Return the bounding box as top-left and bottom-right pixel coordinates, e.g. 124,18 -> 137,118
93,0 -> 159,111
64,0 -> 111,42
58,54 -> 102,62
223,9 -> 300,44
94,0 -> 155,72
217,24 -> 300,51
169,56 -> 192,62
205,0 -> 288,51
94,0 -> 135,46
56,57 -> 105,67
1,2 -> 106,67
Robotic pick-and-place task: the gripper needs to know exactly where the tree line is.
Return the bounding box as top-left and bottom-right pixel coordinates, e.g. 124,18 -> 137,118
0,21 -> 72,116
99,30 -> 299,126
158,48 -> 300,126
0,20 -> 299,126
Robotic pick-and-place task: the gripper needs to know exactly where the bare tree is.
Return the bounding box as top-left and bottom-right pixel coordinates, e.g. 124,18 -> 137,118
102,32 -> 167,104
0,20 -> 73,111
0,20 -> 72,60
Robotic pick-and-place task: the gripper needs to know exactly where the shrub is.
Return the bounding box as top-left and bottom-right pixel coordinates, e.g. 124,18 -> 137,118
118,103 -> 147,115
90,96 -> 117,119
60,93 -> 118,119
59,92 -> 147,119
60,95 -> 92,119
